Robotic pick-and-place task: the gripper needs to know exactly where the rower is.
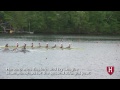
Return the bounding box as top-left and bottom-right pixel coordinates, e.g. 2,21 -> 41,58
52,43 -> 56,48
21,43 -> 30,53
20,43 -> 29,53
46,43 -> 48,48
13,42 -> 19,51
66,43 -> 71,48
31,43 -> 34,49
39,43 -> 41,48
60,43 -> 63,48
24,44 -> 26,50
21,43 -> 26,50
4,44 -> 9,50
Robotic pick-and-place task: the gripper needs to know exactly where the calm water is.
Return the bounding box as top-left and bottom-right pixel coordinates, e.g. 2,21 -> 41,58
0,34 -> 120,79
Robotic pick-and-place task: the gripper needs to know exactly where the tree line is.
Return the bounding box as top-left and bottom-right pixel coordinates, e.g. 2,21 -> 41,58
0,11 -> 120,34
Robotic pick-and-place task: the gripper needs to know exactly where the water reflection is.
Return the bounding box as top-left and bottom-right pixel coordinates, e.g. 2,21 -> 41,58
1,34 -> 120,41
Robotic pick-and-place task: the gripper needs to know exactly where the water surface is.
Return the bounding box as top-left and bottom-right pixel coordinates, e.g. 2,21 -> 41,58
0,34 -> 120,79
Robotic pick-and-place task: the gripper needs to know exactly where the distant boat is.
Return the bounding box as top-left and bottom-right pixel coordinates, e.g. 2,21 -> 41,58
27,32 -> 34,34
29,32 -> 34,34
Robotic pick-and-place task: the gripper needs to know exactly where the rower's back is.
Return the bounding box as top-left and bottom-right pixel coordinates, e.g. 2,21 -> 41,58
2,44 -> 9,52
4,44 -> 9,50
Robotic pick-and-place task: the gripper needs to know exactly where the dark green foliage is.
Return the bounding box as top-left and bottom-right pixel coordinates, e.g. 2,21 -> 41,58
0,11 -> 120,34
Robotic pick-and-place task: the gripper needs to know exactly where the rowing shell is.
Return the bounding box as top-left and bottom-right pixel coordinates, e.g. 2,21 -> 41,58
0,46 -> 83,50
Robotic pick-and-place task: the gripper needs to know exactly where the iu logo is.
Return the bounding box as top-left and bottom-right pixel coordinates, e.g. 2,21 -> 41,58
107,66 -> 114,75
